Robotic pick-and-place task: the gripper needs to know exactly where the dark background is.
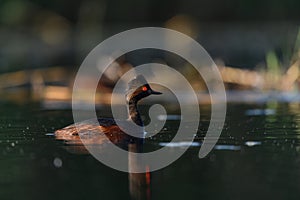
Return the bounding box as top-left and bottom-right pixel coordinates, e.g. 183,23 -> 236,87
0,0 -> 300,72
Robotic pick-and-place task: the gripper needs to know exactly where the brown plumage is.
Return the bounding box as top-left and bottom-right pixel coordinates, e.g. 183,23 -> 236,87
55,118 -> 136,144
54,75 -> 162,152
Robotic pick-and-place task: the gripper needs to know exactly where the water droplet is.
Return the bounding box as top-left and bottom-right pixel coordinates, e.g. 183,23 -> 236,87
53,157 -> 63,168
11,143 -> 15,147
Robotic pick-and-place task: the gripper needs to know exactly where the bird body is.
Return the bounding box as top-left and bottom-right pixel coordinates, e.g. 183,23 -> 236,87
55,75 -> 162,148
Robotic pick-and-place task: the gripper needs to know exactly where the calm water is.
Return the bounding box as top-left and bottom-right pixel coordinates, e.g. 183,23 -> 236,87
1,102 -> 300,200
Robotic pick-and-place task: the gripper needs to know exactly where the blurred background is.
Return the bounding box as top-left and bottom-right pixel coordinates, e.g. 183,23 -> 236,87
2,1 -> 300,200
1,0 -> 300,104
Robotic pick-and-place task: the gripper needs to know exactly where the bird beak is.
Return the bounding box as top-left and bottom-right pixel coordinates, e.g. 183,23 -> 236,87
151,90 -> 162,95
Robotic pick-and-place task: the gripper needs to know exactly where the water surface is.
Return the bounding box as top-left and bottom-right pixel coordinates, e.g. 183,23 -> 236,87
1,102 -> 300,200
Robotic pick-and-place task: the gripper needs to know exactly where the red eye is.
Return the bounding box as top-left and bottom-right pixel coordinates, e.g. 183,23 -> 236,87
142,86 -> 148,91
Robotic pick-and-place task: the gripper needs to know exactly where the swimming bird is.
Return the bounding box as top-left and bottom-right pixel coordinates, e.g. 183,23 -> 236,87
55,75 -> 162,148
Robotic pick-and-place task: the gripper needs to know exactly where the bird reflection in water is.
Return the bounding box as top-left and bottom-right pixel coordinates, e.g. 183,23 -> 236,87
55,128 -> 151,200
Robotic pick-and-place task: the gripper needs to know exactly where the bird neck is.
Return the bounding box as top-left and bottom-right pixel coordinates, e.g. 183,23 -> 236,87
128,99 -> 143,126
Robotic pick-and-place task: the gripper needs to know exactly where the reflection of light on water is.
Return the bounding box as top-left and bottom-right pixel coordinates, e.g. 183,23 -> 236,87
245,141 -> 262,147
214,145 -> 241,151
159,141 -> 200,147
45,133 -> 55,136
245,109 -> 275,116
159,142 -> 241,151
157,115 -> 181,121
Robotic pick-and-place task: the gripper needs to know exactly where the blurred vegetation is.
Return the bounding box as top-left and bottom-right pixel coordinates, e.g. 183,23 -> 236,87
1,0 -> 300,104
0,0 -> 299,72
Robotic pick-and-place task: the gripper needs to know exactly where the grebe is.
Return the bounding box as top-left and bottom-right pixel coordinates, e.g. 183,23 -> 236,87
55,75 -> 162,147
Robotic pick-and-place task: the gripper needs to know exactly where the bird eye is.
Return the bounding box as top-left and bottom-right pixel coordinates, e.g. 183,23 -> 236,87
142,86 -> 148,91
